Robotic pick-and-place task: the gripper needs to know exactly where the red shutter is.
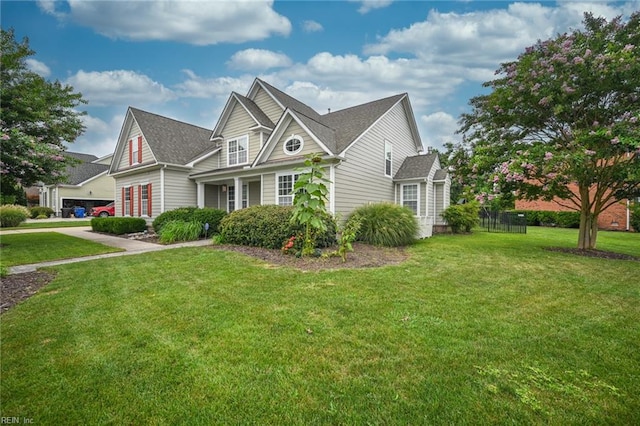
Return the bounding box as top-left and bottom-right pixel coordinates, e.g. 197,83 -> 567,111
121,187 -> 126,216
147,184 -> 152,217
137,136 -> 143,164
138,185 -> 142,217
128,140 -> 133,165
129,187 -> 134,216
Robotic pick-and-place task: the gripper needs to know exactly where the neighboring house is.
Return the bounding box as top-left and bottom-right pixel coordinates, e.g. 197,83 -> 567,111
516,186 -> 635,231
108,78 -> 450,237
40,152 -> 115,216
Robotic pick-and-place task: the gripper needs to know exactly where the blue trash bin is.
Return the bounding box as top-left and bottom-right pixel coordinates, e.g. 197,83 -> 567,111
74,207 -> 85,218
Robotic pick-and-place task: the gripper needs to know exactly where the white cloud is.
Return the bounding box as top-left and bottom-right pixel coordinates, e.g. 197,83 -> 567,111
41,0 -> 291,45
420,112 -> 461,150
349,0 -> 395,14
174,71 -> 253,99
25,58 -> 51,77
302,20 -> 323,33
65,70 -> 175,106
227,49 -> 292,71
70,113 -> 124,157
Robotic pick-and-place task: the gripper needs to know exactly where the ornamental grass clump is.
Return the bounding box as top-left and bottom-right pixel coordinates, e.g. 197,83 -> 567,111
0,204 -> 30,227
348,203 -> 418,247
158,220 -> 202,244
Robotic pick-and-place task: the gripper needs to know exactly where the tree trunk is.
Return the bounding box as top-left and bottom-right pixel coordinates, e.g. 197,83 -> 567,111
578,207 -> 598,250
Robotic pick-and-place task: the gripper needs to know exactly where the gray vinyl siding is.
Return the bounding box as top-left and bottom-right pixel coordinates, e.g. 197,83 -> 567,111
434,184 -> 445,224
205,184 -> 221,209
163,168 -> 197,211
334,102 -> 420,218
116,121 -> 154,170
249,181 -> 261,206
192,153 -> 222,174
115,170 -> 161,218
261,173 -> 276,205
253,88 -> 283,125
219,105 -> 259,167
267,121 -> 323,162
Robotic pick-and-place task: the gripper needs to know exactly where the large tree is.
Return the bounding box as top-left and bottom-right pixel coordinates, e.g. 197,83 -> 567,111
457,12 -> 640,249
1,28 -> 86,196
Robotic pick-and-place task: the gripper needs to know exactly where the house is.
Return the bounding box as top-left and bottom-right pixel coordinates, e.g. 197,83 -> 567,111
108,78 -> 450,237
40,152 -> 115,216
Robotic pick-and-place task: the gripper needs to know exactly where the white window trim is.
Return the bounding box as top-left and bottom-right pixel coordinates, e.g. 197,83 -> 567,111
384,140 -> 393,178
283,134 -> 304,156
275,172 -> 299,206
124,186 -> 132,217
401,183 -> 420,216
227,134 -> 249,167
141,183 -> 150,217
132,138 -> 140,165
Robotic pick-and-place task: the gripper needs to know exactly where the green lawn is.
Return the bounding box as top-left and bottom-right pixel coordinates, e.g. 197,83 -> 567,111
0,232 -> 122,268
1,228 -> 638,424
1,220 -> 92,230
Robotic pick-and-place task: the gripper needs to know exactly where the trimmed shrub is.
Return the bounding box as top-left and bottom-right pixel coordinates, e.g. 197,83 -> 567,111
513,210 -> 580,228
91,217 -> 147,235
0,204 -> 30,227
152,207 -> 226,236
220,205 -> 336,249
158,220 -> 202,244
29,206 -> 54,219
556,211 -> 581,228
347,203 -> 418,247
630,202 -> 640,233
441,202 -> 480,234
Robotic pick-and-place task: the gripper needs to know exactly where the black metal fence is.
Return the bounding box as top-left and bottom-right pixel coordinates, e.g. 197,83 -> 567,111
479,210 -> 527,234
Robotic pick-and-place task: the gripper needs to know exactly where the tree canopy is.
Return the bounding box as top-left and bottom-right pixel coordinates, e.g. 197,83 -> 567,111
1,28 -> 86,196
455,12 -> 640,249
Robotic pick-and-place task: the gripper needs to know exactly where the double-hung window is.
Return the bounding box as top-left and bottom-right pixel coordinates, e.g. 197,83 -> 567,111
124,186 -> 132,216
227,184 -> 248,212
402,184 -> 419,215
141,184 -> 149,216
228,135 -> 249,166
277,174 -> 299,206
384,141 -> 392,177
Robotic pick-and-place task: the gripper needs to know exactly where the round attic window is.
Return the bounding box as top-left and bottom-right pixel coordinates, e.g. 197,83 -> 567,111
283,135 -> 304,155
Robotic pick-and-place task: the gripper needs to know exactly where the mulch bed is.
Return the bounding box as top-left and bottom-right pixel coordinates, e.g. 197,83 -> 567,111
1,271 -> 57,314
544,247 -> 640,261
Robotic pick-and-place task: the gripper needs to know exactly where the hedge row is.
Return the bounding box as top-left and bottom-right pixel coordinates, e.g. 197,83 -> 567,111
220,205 -> 336,249
513,210 -> 581,228
347,203 -> 418,246
91,217 -> 148,235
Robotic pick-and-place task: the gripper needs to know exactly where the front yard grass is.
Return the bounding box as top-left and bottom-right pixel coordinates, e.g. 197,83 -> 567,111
0,232 -> 122,268
1,228 -> 638,424
2,220 -> 92,230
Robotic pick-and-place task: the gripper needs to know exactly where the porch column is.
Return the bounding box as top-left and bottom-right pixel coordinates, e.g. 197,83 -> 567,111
234,177 -> 242,211
196,182 -> 205,208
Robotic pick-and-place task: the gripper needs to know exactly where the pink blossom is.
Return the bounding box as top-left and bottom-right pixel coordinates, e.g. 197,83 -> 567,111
610,137 -> 620,145
1,134 -> 9,140
573,57 -> 584,65
584,149 -> 596,156
539,97 -> 551,107
584,49 -> 592,58
544,152 -> 553,161
623,44 -> 635,52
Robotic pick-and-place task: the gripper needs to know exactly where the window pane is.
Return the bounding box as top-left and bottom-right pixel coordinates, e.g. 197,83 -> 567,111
228,185 -> 235,212
403,184 -> 418,214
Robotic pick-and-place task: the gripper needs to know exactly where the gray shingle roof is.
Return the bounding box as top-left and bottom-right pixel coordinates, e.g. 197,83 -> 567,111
258,79 -> 323,122
256,79 -> 406,155
130,107 -> 213,165
321,93 -> 405,153
63,152 -> 108,185
434,169 -> 448,181
394,153 -> 438,180
234,93 -> 275,129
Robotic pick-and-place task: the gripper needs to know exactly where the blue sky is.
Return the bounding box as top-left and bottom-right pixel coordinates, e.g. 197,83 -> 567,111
2,0 -> 638,157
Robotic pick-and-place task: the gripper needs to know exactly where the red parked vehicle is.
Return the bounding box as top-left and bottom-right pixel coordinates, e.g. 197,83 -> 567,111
90,202 -> 115,217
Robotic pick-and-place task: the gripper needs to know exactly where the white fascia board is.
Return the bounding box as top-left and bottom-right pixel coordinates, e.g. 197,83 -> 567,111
185,147 -> 221,168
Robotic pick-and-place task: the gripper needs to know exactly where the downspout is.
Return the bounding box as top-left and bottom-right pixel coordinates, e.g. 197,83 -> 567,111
627,199 -> 630,231
160,165 -> 166,213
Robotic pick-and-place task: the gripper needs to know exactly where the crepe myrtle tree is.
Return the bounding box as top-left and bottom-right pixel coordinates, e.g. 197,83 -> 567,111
1,28 -> 86,195
457,12 -> 640,250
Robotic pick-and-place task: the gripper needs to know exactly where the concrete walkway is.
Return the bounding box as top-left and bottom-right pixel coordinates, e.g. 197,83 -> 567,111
1,224 -> 211,275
